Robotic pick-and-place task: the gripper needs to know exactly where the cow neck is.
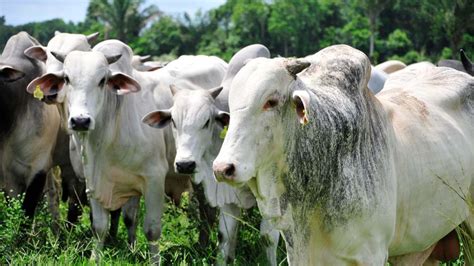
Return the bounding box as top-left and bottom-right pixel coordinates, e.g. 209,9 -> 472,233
281,85 -> 391,233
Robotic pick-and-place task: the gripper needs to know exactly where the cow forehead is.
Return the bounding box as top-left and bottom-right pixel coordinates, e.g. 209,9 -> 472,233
229,58 -> 291,110
63,51 -> 108,78
173,90 -> 214,124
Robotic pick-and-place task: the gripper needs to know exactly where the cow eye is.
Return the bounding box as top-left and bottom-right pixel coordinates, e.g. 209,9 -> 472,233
203,118 -> 210,129
263,99 -> 279,110
64,76 -> 70,84
98,77 -> 106,87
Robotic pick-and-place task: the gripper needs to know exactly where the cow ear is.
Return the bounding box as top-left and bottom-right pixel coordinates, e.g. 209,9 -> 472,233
86,32 -> 100,43
26,72 -> 65,96
209,86 -> 223,99
142,109 -> 172,128
0,65 -> 25,82
24,45 -> 47,62
292,90 -> 310,125
215,110 -> 230,127
107,72 -> 141,95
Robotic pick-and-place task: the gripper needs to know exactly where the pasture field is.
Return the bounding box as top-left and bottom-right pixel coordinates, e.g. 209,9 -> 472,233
0,192 -> 468,265
0,191 -> 288,265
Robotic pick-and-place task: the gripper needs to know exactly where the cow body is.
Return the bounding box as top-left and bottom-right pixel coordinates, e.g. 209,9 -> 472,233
0,32 -> 60,218
375,60 -> 407,74
213,44 -> 474,265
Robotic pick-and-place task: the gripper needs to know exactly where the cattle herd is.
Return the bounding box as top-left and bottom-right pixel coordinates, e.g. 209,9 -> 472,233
0,30 -> 473,265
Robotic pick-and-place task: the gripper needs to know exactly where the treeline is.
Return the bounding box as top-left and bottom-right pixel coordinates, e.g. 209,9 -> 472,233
1,0 -> 473,64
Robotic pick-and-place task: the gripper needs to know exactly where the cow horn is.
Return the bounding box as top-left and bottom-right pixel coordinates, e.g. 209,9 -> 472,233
460,49 -> 473,74
285,59 -> 310,79
140,55 -> 151,62
86,32 -> 100,43
50,51 -> 66,63
106,54 -> 122,65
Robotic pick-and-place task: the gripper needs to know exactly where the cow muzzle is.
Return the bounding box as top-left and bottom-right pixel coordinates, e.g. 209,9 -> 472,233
69,115 -> 93,131
213,162 -> 236,182
175,160 -> 196,174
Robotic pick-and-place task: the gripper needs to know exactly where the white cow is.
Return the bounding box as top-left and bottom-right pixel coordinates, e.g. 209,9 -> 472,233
143,44 -> 281,264
375,59 -> 407,74
26,49 -> 168,263
213,44 -> 474,265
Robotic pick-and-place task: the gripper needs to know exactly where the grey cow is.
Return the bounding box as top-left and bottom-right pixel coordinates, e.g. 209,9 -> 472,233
0,32 -> 60,219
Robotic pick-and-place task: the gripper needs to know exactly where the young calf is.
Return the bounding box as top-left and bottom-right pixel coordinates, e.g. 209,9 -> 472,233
27,50 -> 168,263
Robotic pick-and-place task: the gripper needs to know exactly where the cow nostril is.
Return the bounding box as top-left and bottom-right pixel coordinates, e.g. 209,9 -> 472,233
224,164 -> 235,178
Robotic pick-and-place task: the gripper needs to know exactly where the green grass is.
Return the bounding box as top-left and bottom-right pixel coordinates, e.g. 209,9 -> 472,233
0,191 -> 287,265
0,191 -> 468,265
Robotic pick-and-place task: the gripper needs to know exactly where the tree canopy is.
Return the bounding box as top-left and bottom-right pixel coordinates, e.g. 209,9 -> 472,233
1,0 -> 473,64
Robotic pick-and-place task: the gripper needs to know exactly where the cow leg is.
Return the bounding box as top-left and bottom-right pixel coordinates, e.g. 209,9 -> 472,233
66,185 -> 85,226
122,196 -> 140,247
260,218 -> 279,266
109,209 -> 121,240
22,171 -> 47,218
194,183 -> 217,248
144,178 -> 165,264
217,203 -> 241,264
46,168 -> 61,234
90,198 -> 110,262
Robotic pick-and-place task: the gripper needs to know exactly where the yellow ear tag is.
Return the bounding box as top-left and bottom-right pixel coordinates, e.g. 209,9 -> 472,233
33,85 -> 44,100
219,126 -> 228,139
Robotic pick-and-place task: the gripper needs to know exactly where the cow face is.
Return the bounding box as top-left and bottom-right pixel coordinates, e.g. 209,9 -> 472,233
27,51 -> 140,131
213,58 -> 310,186
24,32 -> 99,104
143,86 -> 229,177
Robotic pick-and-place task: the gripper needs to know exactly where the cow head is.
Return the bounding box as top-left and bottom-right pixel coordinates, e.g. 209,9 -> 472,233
143,85 -> 229,178
27,51 -> 140,131
23,32 -> 99,104
212,57 -> 310,187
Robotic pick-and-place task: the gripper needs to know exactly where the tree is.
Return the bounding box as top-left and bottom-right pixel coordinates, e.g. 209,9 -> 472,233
357,0 -> 393,60
86,0 -> 161,43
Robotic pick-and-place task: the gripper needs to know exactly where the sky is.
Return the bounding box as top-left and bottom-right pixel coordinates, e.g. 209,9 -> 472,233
0,0 -> 226,26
